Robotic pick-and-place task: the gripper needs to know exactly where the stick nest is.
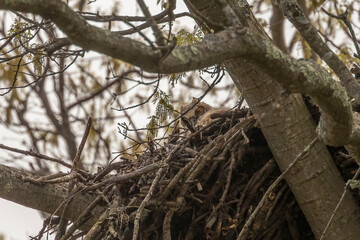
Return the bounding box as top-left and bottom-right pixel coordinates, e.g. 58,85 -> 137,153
40,106 -> 360,240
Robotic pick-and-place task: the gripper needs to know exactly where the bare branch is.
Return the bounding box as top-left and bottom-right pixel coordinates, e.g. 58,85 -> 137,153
0,164 -> 104,231
72,117 -> 92,171
321,8 -> 360,58
0,143 -> 72,168
275,0 -> 360,104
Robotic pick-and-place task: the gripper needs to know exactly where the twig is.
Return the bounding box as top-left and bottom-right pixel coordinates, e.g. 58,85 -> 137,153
321,8 -> 360,58
0,55 -> 23,96
137,0 -> 165,46
85,162 -> 164,191
132,167 -> 164,240
163,210 -> 174,240
59,185 -> 113,240
320,167 -> 360,240
83,209 -> 110,240
67,70 -> 142,109
206,149 -> 240,229
275,0 -> 360,103
0,143 -> 73,169
72,117 -> 92,171
236,159 -> 277,223
52,117 -> 92,239
219,151 -> 237,206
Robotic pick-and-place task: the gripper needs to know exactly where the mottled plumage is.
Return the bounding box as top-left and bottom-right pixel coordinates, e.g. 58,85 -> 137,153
180,98 -> 229,128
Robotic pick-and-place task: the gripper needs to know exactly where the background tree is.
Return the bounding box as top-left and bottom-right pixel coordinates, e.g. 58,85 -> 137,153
0,0 -> 360,239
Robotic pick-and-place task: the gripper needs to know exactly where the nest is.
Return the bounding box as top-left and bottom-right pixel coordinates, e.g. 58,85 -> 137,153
36,106 -> 360,240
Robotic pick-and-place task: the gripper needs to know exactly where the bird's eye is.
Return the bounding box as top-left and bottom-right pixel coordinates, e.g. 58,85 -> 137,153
195,106 -> 204,116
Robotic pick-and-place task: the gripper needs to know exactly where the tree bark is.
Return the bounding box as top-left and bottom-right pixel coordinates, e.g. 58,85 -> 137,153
187,0 -> 360,239
270,2 -> 288,53
0,164 -> 103,231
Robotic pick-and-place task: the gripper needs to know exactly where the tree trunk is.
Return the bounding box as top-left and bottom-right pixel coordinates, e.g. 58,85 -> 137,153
187,0 -> 360,239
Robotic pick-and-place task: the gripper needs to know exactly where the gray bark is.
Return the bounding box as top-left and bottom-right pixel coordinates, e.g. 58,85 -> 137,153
0,164 -> 104,231
186,0 -> 360,239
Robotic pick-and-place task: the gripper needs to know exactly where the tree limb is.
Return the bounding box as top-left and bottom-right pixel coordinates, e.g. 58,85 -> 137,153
0,164 -> 103,231
1,0 -> 359,150
275,0 -> 360,104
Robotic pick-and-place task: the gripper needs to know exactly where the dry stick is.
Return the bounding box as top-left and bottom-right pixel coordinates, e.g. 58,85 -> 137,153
264,183 -> 288,223
236,136 -> 319,240
173,119 -> 255,215
163,210 -> 175,240
29,172 -> 78,184
83,209 -> 110,240
218,150 -> 237,207
59,185 -> 113,240
172,122 -> 245,210
27,118 -> 93,182
134,119 -> 240,237
85,162 -> 162,191
22,172 -> 68,185
237,160 -> 277,226
72,117 -> 92,171
55,200 -> 71,240
235,159 -> 275,219
202,133 -> 242,187
320,167 -> 360,240
159,156 -> 197,200
55,117 -> 92,240
132,167 -> 164,240
206,149 -> 240,230
158,120 -> 226,199
93,161 -> 128,182
0,143 -> 73,169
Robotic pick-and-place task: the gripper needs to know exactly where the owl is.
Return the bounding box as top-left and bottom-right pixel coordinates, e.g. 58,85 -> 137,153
180,98 -> 230,128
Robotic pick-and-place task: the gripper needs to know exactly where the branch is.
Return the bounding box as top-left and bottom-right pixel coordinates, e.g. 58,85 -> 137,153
0,143 -> 72,169
275,0 -> 360,104
0,164 -> 104,231
45,37 -> 72,55
72,117 -> 92,171
321,8 -> 360,58
0,0 -> 284,73
2,0 -> 360,161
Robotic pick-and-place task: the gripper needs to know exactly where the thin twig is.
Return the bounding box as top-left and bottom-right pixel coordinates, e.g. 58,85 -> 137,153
72,117 -> 92,171
85,162 -> 164,191
321,8 -> 360,58
0,143 -> 72,169
320,167 -> 360,240
0,55 -> 23,96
